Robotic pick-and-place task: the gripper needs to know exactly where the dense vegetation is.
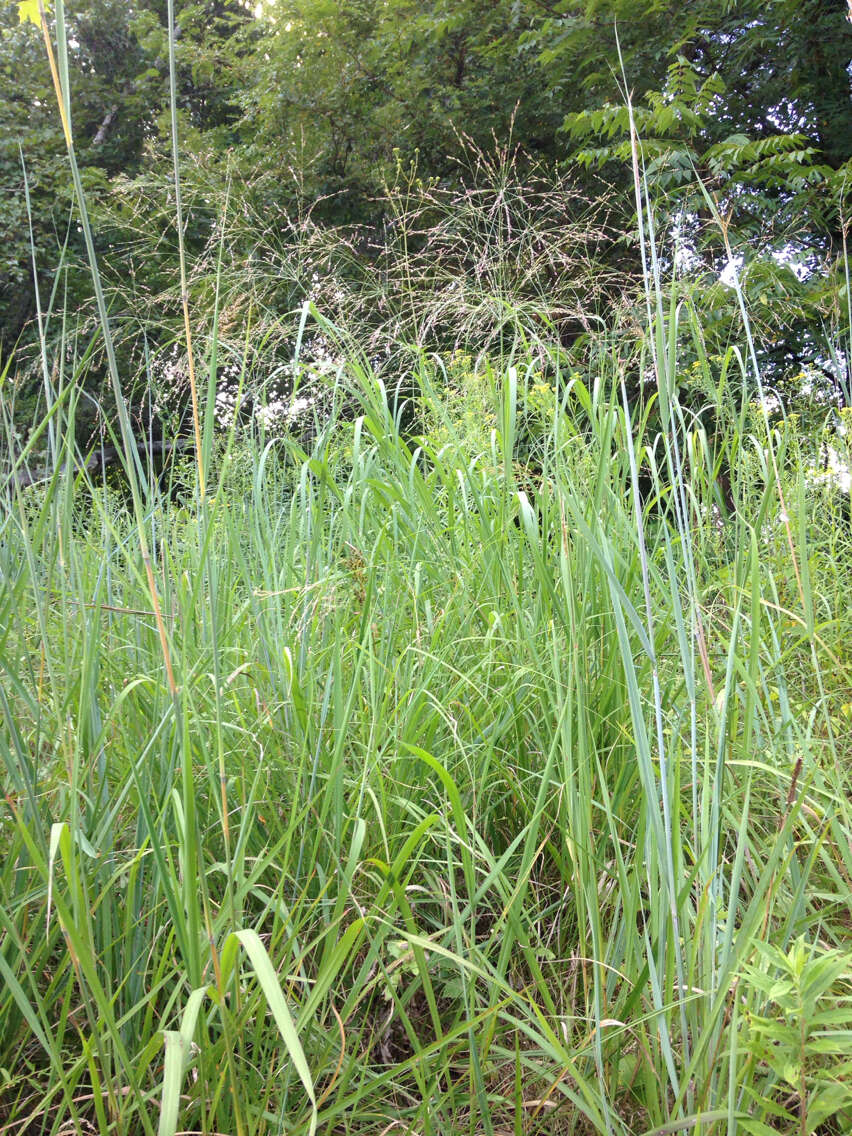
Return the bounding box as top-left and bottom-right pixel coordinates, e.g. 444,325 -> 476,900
3,0 -> 851,420
1,2 -> 851,1135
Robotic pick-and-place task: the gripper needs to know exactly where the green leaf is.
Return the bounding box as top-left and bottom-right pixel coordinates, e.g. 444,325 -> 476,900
226,930 -> 317,1136
18,0 -> 43,27
806,1083 -> 852,1133
737,1121 -> 786,1136
158,987 -> 208,1136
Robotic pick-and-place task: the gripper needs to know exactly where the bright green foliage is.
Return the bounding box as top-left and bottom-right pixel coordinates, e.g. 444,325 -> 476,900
537,1 -> 852,381
248,0 -> 852,262
17,0 -> 46,28
1,12 -> 851,1131
2,285 -> 852,1132
741,938 -> 852,1134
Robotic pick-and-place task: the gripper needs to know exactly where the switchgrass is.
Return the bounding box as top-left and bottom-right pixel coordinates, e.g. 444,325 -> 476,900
2,4 -> 852,1134
2,317 -> 851,1134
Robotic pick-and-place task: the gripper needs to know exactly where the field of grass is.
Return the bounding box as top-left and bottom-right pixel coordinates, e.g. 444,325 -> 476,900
2,5 -> 852,1131
2,299 -> 852,1135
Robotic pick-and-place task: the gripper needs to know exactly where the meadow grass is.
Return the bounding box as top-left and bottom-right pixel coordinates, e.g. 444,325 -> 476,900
2,312 -> 851,1135
1,4 -> 852,1133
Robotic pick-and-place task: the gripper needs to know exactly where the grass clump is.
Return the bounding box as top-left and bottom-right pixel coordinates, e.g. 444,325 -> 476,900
2,327 -> 851,1135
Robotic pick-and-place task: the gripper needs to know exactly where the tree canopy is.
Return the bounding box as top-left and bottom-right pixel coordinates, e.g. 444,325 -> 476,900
3,0 -> 851,403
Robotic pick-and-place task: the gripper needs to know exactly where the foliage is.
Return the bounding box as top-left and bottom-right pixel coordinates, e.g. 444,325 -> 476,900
6,0 -> 850,403
1,0 -> 251,358
1,11 -> 852,1132
740,938 -> 852,1134
3,299 -> 852,1132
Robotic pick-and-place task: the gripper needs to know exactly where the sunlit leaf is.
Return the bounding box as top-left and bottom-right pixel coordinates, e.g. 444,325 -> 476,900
17,0 -> 45,27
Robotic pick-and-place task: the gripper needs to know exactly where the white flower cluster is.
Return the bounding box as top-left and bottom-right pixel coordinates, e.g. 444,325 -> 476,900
152,331 -> 341,438
298,334 -> 341,377
208,359 -> 242,428
808,446 -> 851,495
255,393 -> 316,433
306,271 -> 346,308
